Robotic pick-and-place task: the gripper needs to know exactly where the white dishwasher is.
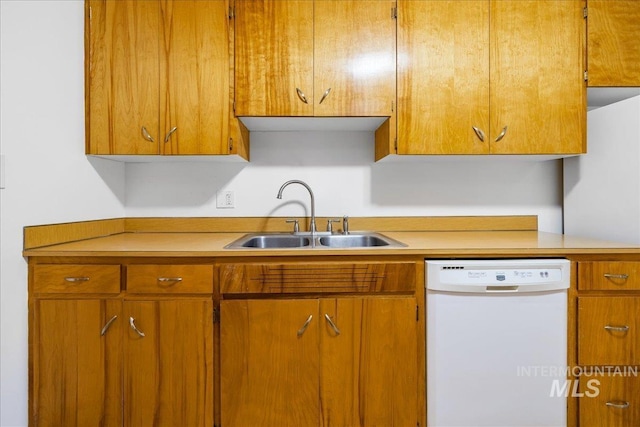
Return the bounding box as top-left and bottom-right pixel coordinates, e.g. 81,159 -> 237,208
426,259 -> 570,427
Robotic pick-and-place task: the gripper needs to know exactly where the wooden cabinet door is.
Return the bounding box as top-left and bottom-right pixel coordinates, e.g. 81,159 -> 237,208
234,0 -> 314,116
588,0 -> 640,86
220,299 -> 320,427
123,299 -> 214,427
160,0 -> 230,155
31,299 -> 122,427
397,0 -> 489,155
578,297 -> 640,365
489,0 -> 585,154
314,0 -> 396,117
86,0 -> 161,155
320,297 -> 419,426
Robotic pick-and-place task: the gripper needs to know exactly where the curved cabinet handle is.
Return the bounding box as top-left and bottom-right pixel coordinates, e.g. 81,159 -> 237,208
494,126 -> 508,142
141,126 -> 155,143
318,88 -> 332,105
297,314 -> 313,337
606,401 -> 630,409
604,325 -> 630,332
604,273 -> 629,280
64,277 -> 90,283
324,313 -> 341,335
164,126 -> 177,143
295,88 -> 309,104
472,126 -> 486,142
157,277 -> 183,283
100,315 -> 118,336
129,317 -> 145,337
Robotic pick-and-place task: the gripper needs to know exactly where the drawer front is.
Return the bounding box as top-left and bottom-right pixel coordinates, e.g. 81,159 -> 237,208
578,297 -> 640,365
127,265 -> 213,294
32,264 -> 121,294
220,262 -> 416,295
579,262 -> 640,291
579,374 -> 640,427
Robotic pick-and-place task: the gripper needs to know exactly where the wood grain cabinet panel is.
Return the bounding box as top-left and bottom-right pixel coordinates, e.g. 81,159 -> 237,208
396,0 -> 585,155
126,264 -> 213,294
234,0 -> 395,118
86,0 -> 245,157
219,261 -> 416,294
578,261 -> 640,291
32,264 -> 120,294
587,0 -> 640,86
124,299 -> 214,427
220,297 -> 419,426
578,297 -> 640,365
579,374 -> 640,427
30,299 -> 123,427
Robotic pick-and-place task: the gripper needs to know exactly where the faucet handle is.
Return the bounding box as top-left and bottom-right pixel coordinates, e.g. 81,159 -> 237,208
342,216 -> 349,235
285,219 -> 299,233
326,218 -> 340,233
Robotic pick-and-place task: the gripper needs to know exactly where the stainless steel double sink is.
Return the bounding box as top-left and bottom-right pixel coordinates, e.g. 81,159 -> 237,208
224,232 -> 405,249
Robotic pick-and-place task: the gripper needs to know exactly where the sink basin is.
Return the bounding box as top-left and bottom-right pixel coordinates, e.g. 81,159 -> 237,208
225,232 -> 404,249
318,233 -> 404,248
226,234 -> 311,249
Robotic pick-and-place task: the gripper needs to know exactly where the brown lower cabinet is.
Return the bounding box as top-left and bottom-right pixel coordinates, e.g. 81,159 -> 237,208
29,263 -> 214,427
220,297 -> 419,427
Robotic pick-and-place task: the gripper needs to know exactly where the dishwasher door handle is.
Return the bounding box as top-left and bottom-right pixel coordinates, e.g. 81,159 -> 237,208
486,286 -> 519,292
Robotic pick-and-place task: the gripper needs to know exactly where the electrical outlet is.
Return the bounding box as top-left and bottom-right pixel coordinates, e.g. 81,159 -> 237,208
216,190 -> 235,208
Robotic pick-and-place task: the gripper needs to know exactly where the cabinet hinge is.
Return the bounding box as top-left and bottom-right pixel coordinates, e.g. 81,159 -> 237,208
228,138 -> 234,152
416,305 -> 419,321
228,6 -> 234,19
391,5 -> 397,19
584,70 -> 588,82
394,138 -> 398,153
233,101 -> 236,114
391,100 -> 394,113
213,307 -> 220,323
583,6 -> 587,19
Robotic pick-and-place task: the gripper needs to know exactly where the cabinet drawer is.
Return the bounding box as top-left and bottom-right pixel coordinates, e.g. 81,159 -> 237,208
32,264 -> 120,294
578,262 -> 640,291
578,297 -> 640,365
220,262 -> 416,295
127,265 -> 213,294
579,373 -> 640,427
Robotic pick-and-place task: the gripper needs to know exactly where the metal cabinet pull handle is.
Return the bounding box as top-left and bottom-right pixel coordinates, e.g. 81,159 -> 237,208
604,273 -> 629,280
606,401 -> 630,409
141,126 -> 155,142
164,126 -> 177,143
318,88 -> 332,104
472,126 -> 485,142
100,315 -> 118,336
494,126 -> 508,142
65,277 -> 90,283
324,314 -> 341,335
297,314 -> 313,337
129,317 -> 145,337
296,88 -> 309,104
604,325 -> 630,332
157,277 -> 183,283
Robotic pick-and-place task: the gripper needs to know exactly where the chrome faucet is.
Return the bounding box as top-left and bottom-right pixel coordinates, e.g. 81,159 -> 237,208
276,180 -> 317,235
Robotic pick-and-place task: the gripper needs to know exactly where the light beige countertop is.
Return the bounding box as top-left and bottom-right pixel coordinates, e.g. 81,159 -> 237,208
22,230 -> 640,258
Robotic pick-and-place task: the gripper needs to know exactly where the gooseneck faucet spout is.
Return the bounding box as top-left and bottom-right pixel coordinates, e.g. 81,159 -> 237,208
277,180 -> 316,235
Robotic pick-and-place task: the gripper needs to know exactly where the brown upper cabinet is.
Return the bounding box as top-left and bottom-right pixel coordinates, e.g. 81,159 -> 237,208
233,0 -> 396,117
587,0 -> 640,86
85,0 -> 248,158
391,0 -> 586,156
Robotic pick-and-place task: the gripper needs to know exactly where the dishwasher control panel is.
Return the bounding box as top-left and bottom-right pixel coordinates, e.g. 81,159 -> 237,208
426,259 -> 570,293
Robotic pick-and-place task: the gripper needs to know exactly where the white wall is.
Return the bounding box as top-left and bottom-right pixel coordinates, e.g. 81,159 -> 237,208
0,2 -> 125,426
126,132 -> 564,233
564,95 -> 640,243
0,2 -> 564,426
